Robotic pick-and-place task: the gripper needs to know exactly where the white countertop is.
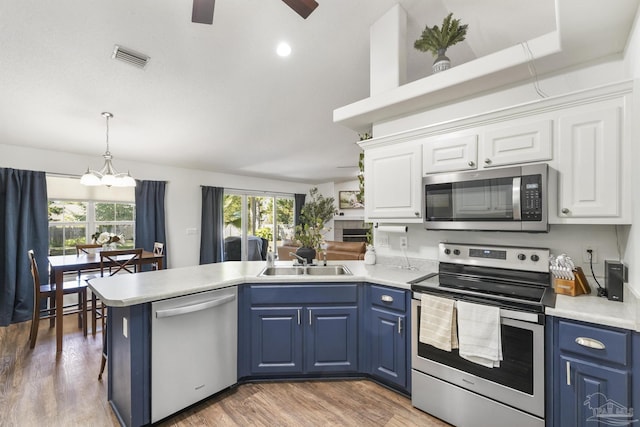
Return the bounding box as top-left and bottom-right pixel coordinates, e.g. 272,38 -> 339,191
546,287 -> 638,331
87,260 -> 428,308
88,260 -> 639,332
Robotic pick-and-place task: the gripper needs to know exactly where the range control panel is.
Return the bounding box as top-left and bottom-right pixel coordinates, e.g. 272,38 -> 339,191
439,242 -> 550,273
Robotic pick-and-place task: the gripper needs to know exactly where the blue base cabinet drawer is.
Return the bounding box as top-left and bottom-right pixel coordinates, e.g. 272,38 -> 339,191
558,320 -> 629,366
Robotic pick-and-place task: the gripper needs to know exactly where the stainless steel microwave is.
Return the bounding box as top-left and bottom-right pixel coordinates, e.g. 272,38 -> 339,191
423,164 -> 548,232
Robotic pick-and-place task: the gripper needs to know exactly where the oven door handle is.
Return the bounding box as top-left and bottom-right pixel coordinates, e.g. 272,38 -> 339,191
512,177 -> 522,220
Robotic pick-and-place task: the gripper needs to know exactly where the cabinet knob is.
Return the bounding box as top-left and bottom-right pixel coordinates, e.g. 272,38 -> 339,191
468,161 -> 475,167
381,295 -> 394,303
484,158 -> 492,164
414,211 -> 420,216
561,208 -> 570,214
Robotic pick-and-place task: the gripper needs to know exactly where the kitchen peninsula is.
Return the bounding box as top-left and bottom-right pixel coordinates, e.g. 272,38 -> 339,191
89,260 -> 639,427
88,260 -> 425,426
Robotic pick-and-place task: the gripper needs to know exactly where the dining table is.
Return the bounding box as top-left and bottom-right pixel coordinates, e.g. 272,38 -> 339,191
48,250 -> 163,353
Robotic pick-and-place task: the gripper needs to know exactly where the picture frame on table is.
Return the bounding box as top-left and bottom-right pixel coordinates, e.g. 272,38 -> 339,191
339,190 -> 364,209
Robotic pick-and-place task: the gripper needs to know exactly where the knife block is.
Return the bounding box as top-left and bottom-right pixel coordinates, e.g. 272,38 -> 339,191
553,267 -> 590,296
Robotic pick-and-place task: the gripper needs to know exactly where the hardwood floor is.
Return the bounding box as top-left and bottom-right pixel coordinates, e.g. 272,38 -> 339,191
1,319 -> 450,427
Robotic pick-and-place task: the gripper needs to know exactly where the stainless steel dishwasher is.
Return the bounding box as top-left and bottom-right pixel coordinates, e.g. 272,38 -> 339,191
151,286 -> 237,423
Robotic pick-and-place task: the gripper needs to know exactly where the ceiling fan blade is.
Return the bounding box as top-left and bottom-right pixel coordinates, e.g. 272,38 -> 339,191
282,0 -> 318,19
192,0 -> 215,25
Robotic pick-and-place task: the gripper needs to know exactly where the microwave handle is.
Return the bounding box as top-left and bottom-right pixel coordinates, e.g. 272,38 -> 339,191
512,177 -> 521,220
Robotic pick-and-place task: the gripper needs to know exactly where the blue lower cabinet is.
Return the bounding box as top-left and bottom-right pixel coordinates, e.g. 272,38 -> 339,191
250,307 -> 303,374
559,355 -> 630,426
365,285 -> 410,393
306,306 -> 358,373
550,317 -> 635,427
369,307 -> 407,389
243,283 -> 360,377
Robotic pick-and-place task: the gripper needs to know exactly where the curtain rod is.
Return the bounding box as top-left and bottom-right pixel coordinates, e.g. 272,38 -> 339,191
201,185 -> 296,197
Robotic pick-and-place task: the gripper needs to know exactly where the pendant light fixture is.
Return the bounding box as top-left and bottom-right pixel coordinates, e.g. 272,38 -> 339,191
80,112 -> 136,187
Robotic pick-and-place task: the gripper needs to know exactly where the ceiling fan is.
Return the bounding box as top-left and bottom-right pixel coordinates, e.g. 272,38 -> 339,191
192,0 -> 319,25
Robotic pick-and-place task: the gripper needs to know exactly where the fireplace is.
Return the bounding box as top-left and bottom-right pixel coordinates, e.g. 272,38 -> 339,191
334,220 -> 369,243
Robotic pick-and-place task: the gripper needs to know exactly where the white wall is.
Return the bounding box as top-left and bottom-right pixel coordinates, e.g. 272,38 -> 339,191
0,143 -> 312,268
623,5 -> 640,293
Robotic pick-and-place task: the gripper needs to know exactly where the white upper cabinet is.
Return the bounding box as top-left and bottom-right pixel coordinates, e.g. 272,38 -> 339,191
422,120 -> 553,175
482,120 -> 553,168
551,98 -> 629,223
360,80 -> 632,225
364,142 -> 422,222
423,134 -> 478,173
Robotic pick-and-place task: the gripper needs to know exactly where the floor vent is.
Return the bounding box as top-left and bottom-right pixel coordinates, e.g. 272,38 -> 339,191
112,45 -> 150,69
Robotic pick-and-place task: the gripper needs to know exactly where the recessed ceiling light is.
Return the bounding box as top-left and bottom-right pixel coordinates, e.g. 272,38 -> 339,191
276,42 -> 292,57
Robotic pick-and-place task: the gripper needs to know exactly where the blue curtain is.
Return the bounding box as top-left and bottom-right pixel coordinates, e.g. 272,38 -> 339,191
135,180 -> 167,269
200,186 -> 225,264
294,193 -> 306,227
0,168 -> 48,326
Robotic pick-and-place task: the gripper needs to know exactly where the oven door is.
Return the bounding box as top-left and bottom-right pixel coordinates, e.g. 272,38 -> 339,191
411,296 -> 545,418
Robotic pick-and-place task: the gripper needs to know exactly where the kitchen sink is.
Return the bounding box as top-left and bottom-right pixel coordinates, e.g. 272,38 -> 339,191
259,267 -> 306,276
304,266 -> 352,275
259,265 -> 352,276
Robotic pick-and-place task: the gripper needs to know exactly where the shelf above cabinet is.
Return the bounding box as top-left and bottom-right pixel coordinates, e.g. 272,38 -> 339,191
333,32 -> 561,131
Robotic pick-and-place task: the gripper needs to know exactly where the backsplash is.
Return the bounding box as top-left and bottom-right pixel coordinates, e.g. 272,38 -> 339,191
374,224 -> 629,284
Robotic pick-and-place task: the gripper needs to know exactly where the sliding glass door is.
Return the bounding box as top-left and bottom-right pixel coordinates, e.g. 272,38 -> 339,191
223,192 -> 294,261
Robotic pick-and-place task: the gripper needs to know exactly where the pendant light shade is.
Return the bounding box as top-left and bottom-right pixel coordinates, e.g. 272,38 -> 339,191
80,112 -> 136,187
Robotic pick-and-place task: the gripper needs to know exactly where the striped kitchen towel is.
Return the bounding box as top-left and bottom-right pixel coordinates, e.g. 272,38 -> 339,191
419,294 -> 458,352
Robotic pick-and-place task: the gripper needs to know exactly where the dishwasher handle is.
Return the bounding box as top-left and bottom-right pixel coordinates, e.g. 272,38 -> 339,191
155,293 -> 236,319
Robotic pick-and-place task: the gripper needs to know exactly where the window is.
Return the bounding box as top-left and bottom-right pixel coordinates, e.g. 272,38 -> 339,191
223,192 -> 294,261
48,200 -> 135,255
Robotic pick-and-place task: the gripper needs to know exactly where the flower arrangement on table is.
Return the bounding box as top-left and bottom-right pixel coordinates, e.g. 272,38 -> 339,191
92,231 -> 125,249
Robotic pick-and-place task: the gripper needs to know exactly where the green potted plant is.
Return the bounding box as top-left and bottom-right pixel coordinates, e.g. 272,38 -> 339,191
294,187 -> 337,263
414,12 -> 468,73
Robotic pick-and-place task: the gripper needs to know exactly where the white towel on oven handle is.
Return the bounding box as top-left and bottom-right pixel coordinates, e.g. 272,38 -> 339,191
456,301 -> 502,368
419,294 -> 458,352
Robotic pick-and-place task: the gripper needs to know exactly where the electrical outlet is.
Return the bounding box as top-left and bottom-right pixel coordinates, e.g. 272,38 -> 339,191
400,236 -> 408,248
582,245 -> 598,264
377,235 -> 389,247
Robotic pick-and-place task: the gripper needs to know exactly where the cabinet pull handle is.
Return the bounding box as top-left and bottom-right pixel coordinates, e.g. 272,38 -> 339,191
297,309 -> 301,325
566,361 -> 571,386
309,309 -> 312,326
381,295 -> 394,303
468,161 -> 475,167
414,211 -> 420,217
398,317 -> 402,334
562,208 -> 570,214
575,337 -> 606,350
484,158 -> 492,164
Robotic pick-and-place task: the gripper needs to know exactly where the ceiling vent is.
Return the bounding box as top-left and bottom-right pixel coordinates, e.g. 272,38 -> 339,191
112,45 -> 150,69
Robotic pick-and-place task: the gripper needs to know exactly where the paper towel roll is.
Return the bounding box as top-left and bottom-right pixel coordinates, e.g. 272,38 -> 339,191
376,225 -> 408,233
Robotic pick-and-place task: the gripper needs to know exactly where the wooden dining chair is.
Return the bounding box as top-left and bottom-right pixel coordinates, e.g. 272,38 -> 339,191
76,243 -> 102,255
91,248 -> 144,336
28,250 -> 88,348
152,242 -> 164,270
95,248 -> 143,380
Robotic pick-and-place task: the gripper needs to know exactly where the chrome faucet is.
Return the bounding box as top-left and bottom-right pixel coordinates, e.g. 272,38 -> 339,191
289,252 -> 307,266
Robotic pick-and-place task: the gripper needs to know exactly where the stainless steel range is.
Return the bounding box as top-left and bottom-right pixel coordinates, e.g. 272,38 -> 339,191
410,242 -> 553,427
